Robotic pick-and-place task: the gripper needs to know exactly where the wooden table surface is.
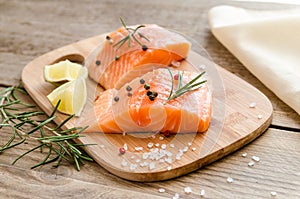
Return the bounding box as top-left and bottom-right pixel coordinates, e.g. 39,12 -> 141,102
1,0 -> 299,198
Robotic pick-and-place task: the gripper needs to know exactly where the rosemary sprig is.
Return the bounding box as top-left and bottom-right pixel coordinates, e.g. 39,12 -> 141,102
0,85 -> 94,171
167,69 -> 207,102
112,17 -> 149,50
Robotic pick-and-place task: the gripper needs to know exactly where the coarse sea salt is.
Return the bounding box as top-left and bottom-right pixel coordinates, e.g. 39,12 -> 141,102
192,147 -> 197,151
149,162 -> 156,170
135,146 -> 143,151
184,187 -> 192,194
242,153 -> 247,157
129,164 -> 137,171
140,161 -> 149,167
188,142 -> 192,146
257,114 -> 263,119
200,189 -> 205,197
172,193 -> 179,199
167,166 -> 172,171
270,191 -> 277,197
158,188 -> 165,193
183,146 -> 189,152
200,64 -> 206,70
249,102 -> 256,108
123,143 -> 128,150
147,142 -> 154,148
155,143 -> 160,147
161,144 -> 167,149
227,177 -> 234,183
170,143 -> 175,148
248,161 -> 255,167
252,155 -> 260,162
171,60 -> 181,68
121,159 -> 128,167
159,136 -> 164,140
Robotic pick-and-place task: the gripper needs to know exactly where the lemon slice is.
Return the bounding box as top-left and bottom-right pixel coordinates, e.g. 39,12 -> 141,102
47,77 -> 87,116
44,60 -> 88,83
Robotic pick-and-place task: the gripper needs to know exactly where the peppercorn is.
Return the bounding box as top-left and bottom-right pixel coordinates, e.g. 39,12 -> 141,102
126,85 -> 132,92
114,96 -> 119,102
142,45 -> 148,51
95,60 -> 101,66
140,79 -> 145,84
144,84 -> 150,90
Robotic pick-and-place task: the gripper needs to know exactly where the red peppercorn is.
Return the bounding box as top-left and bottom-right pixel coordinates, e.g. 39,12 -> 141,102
174,74 -> 179,80
119,147 -> 126,154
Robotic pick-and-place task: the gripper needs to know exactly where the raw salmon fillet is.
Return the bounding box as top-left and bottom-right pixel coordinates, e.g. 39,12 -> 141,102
94,68 -> 212,134
88,24 -> 191,89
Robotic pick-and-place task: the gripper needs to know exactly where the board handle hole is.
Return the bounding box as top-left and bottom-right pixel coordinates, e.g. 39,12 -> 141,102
51,54 -> 85,65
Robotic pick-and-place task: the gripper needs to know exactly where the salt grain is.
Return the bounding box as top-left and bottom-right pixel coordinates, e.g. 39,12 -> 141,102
249,102 -> 257,108
121,159 -> 128,167
170,143 -> 175,148
188,142 -> 192,146
167,166 -> 172,171
155,143 -> 160,147
149,162 -> 156,170
161,144 -> 167,149
140,161 -> 149,167
131,155 -> 135,159
242,153 -> 247,157
147,142 -> 154,148
252,155 -> 260,162
159,136 -> 164,140
158,188 -> 165,193
184,186 -> 192,194
123,143 -> 128,151
135,159 -> 141,163
200,64 -> 206,70
165,157 -> 173,164
151,135 -> 156,139
248,161 -> 255,167
192,147 -> 197,151
173,193 -> 179,199
171,60 -> 181,68
257,114 -> 262,119
135,146 -> 143,151
99,144 -> 105,148
130,164 -> 137,171
142,153 -> 149,159
200,189 -> 205,197
227,177 -> 234,183
270,191 -> 277,197
183,146 -> 189,152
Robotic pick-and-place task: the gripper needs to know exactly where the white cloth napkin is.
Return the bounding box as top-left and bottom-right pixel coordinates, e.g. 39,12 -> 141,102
208,5 -> 300,115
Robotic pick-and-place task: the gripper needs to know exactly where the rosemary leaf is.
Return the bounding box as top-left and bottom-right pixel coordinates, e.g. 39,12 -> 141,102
12,143 -> 45,165
0,86 -> 94,171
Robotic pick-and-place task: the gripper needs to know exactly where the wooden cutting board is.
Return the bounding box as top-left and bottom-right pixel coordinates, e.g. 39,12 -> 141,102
21,34 -> 273,182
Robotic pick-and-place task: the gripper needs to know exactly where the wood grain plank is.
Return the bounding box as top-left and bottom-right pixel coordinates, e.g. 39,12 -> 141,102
0,164 -> 168,199
1,122 -> 299,198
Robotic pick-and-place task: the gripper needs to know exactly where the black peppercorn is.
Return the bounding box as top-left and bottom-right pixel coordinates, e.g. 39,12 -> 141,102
114,96 -> 119,102
144,84 -> 150,90
95,60 -> 101,66
142,45 -> 148,51
126,85 -> 132,92
146,91 -> 152,96
140,79 -> 145,84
